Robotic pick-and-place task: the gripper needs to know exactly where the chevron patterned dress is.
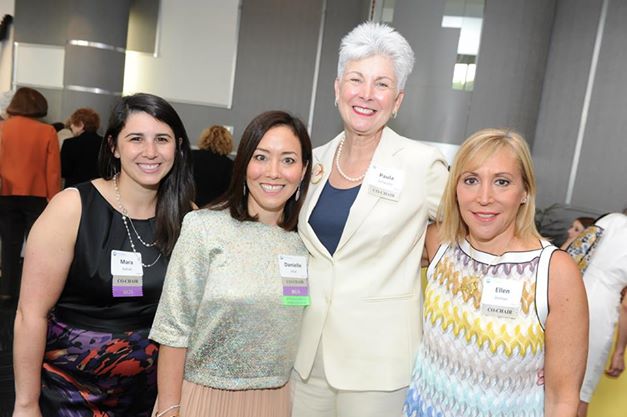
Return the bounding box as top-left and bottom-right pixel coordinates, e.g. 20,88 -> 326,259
403,240 -> 553,417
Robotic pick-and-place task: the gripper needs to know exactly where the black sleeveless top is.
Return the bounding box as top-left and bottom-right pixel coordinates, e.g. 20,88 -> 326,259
54,182 -> 169,332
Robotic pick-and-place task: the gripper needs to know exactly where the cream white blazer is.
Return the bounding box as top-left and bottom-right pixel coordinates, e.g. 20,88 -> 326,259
295,127 -> 449,391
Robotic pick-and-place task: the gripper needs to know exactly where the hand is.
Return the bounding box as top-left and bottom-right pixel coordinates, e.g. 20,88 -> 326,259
604,350 -> 625,378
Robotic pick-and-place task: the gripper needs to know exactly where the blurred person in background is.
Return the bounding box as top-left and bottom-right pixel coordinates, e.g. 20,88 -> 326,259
560,216 -> 594,250
0,87 -> 60,302
192,124 -> 234,207
61,108 -> 104,188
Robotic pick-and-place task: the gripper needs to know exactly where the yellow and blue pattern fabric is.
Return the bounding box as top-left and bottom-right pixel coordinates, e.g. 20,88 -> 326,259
565,225 -> 604,274
403,240 -> 555,417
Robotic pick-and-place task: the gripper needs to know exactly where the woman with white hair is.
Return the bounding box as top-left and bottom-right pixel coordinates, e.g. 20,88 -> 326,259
291,22 -> 448,417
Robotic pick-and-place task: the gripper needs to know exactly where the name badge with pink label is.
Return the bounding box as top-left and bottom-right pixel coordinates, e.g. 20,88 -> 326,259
111,250 -> 144,297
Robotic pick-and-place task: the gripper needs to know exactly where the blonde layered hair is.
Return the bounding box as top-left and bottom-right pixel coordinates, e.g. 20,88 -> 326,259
438,128 -> 542,244
197,125 -> 233,156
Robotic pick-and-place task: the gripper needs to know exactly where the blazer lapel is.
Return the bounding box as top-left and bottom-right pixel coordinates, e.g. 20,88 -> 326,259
334,127 -> 403,254
301,133 -> 343,260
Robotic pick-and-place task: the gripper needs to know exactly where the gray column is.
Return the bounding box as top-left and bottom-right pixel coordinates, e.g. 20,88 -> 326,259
14,0 -> 131,129
62,0 -> 131,127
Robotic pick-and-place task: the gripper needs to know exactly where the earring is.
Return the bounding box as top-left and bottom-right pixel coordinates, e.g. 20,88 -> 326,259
392,110 -> 398,119
295,184 -> 301,201
243,181 -> 247,197
334,97 -> 338,107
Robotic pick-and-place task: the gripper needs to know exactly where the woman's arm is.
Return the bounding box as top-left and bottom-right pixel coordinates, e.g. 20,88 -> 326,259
544,250 -> 589,417
149,212 -> 212,415
422,222 -> 441,266
155,346 -> 187,417
45,126 -> 61,200
560,236 -> 574,251
605,290 -> 627,378
13,189 -> 81,416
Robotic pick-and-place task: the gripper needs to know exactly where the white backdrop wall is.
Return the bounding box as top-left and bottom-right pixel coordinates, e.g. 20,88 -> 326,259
123,0 -> 240,108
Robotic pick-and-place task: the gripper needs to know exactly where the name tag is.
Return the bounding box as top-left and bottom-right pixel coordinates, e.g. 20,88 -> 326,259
278,255 -> 309,306
111,250 -> 143,276
111,250 -> 143,297
112,275 -> 144,297
366,164 -> 404,201
278,255 -> 308,278
480,277 -> 523,319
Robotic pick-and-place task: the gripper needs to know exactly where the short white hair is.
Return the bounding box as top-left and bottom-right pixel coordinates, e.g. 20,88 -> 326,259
337,21 -> 415,91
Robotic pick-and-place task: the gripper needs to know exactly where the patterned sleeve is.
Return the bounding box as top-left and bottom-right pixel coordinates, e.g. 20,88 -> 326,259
425,147 -> 449,220
149,211 -> 212,347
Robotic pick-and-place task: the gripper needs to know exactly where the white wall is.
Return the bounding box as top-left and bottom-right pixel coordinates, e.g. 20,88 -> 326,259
123,0 -> 240,108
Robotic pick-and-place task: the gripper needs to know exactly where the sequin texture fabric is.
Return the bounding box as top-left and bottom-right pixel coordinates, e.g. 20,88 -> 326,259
150,209 -> 308,390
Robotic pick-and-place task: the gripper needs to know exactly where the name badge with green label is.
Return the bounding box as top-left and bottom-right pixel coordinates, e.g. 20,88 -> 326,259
278,255 -> 310,306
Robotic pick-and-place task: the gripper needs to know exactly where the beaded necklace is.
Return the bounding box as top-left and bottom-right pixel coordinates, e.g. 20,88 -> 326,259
335,135 -> 368,182
113,174 -> 161,268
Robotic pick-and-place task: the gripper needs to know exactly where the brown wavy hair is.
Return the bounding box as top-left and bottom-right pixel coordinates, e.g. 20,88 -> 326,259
197,125 -> 233,156
68,108 -> 100,132
6,87 -> 47,118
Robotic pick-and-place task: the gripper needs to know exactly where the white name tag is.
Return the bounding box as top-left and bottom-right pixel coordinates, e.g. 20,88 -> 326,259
480,277 -> 523,319
278,255 -> 308,279
111,250 -> 143,276
366,164 -> 404,201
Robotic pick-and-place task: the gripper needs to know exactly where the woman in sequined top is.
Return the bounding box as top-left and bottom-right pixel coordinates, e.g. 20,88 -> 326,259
150,111 -> 313,417
403,128 -> 588,417
12,93 -> 195,417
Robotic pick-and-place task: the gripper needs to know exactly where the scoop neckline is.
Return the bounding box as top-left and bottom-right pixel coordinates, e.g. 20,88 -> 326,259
459,239 -> 545,264
88,181 -> 155,222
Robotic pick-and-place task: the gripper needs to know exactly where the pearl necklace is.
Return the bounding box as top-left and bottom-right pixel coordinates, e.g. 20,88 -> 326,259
335,135 -> 368,182
113,174 -> 161,268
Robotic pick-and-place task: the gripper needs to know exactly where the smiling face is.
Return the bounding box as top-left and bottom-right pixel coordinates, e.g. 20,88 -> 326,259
334,54 -> 404,138
456,146 -> 528,251
113,111 -> 177,191
246,125 -> 306,225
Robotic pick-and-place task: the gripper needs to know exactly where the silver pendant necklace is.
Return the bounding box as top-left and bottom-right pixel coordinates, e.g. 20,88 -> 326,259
113,174 -> 161,268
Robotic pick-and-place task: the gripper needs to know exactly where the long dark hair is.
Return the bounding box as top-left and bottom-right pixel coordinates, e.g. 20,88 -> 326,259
212,111 -> 312,232
99,93 -> 195,256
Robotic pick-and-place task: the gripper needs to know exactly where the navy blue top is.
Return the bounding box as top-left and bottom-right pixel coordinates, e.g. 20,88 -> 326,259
309,181 -> 360,255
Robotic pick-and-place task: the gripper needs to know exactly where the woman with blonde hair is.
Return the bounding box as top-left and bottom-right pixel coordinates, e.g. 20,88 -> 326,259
404,128 -> 588,417
192,125 -> 234,206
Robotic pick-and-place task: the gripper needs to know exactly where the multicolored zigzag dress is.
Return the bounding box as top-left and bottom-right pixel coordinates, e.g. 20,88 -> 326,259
403,239 -> 556,417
